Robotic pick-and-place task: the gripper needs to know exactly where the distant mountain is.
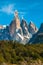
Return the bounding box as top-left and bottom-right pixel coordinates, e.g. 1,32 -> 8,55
0,26 -> 11,40
0,25 -> 6,29
28,21 -> 38,35
0,11 -> 40,44
28,23 -> 43,44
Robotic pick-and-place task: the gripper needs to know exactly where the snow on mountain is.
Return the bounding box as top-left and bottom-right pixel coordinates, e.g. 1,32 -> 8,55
17,33 -> 24,40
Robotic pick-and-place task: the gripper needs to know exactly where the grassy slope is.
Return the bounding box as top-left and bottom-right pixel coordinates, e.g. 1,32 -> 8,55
0,41 -> 43,64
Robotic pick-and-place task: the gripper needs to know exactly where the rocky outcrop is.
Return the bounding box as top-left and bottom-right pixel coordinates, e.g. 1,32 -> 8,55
29,23 -> 43,44
9,10 -> 21,37
28,21 -> 38,35
21,19 -> 28,35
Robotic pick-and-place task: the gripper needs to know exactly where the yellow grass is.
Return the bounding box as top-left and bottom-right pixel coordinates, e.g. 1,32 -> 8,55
7,64 -> 16,65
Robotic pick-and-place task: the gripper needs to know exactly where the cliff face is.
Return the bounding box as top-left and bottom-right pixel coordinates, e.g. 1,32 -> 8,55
21,19 -> 29,36
9,20 -> 16,37
28,21 -> 38,35
9,10 -> 21,37
28,23 -> 43,44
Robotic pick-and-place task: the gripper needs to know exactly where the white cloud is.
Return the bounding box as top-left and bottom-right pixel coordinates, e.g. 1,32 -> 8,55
0,4 -> 14,15
0,4 -> 27,17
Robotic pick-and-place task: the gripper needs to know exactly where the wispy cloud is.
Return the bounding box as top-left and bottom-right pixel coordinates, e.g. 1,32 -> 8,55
0,4 -> 27,16
0,4 -> 14,15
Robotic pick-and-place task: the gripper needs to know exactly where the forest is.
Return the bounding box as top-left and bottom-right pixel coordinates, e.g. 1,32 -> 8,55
0,40 -> 43,65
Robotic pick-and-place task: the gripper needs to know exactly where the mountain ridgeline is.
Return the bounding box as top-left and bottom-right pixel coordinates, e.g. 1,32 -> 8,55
0,10 -> 43,44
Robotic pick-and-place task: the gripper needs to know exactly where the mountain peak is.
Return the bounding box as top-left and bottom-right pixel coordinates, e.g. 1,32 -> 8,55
28,21 -> 38,34
30,20 -> 33,24
14,10 -> 19,20
29,21 -> 35,27
21,18 -> 28,28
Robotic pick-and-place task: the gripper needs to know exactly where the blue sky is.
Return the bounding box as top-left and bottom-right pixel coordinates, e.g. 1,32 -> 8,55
0,0 -> 43,28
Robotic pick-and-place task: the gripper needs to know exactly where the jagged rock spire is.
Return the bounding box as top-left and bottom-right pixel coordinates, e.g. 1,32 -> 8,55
14,10 -> 18,18
28,20 -> 38,34
29,23 -> 43,44
9,10 -> 21,37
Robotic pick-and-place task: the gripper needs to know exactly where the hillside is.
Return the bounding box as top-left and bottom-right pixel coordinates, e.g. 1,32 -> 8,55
0,41 -> 43,65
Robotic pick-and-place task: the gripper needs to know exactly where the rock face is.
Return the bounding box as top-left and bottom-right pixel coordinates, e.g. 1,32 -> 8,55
21,19 -> 32,37
9,10 -> 21,37
20,19 -> 32,44
28,21 -> 38,35
15,10 -> 20,29
9,10 -> 24,43
29,23 -> 43,44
